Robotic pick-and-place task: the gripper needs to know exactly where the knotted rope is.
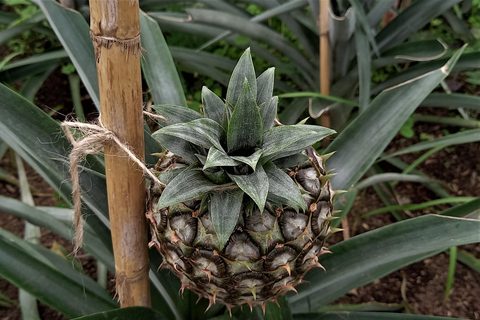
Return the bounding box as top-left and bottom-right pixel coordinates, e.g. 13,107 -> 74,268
62,112 -> 165,253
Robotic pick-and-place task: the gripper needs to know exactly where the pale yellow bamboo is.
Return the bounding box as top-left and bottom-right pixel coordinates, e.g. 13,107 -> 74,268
89,0 -> 150,307
319,0 -> 331,132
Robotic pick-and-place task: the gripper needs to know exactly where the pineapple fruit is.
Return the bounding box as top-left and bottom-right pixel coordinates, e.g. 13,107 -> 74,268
147,49 -> 337,312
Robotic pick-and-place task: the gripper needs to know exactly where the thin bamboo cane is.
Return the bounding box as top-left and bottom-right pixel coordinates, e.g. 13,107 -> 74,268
319,0 -> 331,133
89,0 -> 150,307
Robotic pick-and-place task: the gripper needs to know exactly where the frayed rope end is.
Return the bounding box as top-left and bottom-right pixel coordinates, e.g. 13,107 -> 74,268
62,116 -> 164,253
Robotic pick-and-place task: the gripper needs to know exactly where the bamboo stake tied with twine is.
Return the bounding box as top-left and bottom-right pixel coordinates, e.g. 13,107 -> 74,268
67,0 -> 152,307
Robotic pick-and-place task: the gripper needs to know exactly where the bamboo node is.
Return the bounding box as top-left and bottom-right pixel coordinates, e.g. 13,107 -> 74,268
62,116 -> 164,253
90,30 -> 143,62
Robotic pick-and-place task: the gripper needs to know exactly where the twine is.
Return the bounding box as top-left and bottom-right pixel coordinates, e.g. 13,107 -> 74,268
62,113 -> 165,253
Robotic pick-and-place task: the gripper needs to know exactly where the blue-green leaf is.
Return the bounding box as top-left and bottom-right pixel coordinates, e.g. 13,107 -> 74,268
264,162 -> 306,212
209,189 -> 244,250
202,86 -> 225,125
226,48 -> 256,106
231,148 -> 263,171
204,147 -> 240,170
158,169 -> 218,209
256,67 -> 275,107
227,80 -> 263,153
151,105 -> 201,128
261,96 -> 278,131
228,165 -> 268,212
153,118 -> 225,151
262,125 -> 335,162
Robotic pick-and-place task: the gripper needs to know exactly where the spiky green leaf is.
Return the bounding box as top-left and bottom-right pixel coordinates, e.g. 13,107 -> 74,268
153,118 -> 225,151
227,80 -> 263,153
152,133 -> 197,164
262,125 -> 335,162
256,67 -> 275,107
264,162 -> 306,212
202,86 -> 225,125
209,189 -> 244,250
204,147 -> 240,170
151,105 -> 201,128
231,148 -> 263,171
228,165 -> 268,212
261,96 -> 278,131
158,169 -> 218,209
226,48 -> 256,106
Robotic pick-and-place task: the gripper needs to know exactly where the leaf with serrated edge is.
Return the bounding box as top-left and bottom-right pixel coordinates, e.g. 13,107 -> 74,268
202,86 -> 225,125
256,67 -> 275,107
264,162 -> 306,212
231,148 -> 263,171
261,96 -> 278,131
151,105 -> 201,128
227,80 -> 263,153
228,165 -> 268,212
158,169 -> 217,209
262,125 -> 335,162
204,147 -> 240,170
209,189 -> 244,250
226,48 -> 256,106
153,118 -> 225,151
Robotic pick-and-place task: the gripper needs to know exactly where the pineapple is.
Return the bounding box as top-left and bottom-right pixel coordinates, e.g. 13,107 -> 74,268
147,49 -> 337,312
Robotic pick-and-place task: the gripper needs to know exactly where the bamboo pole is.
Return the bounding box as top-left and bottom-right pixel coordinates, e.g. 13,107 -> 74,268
89,0 -> 150,307
319,0 -> 331,134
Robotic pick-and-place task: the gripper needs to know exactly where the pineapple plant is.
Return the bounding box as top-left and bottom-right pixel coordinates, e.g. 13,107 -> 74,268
147,49 -> 337,312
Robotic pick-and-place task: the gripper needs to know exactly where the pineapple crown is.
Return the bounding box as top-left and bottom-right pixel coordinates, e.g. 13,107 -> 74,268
151,49 -> 335,248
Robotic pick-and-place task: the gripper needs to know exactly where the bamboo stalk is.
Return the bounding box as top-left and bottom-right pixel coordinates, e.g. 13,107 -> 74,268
89,0 -> 150,307
319,0 -> 331,132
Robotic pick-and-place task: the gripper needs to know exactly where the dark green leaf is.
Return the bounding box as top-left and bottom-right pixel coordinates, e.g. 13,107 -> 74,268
264,295 -> 293,320
152,133 -> 197,164
228,165 -> 268,212
209,189 -> 244,249
204,147 -> 240,170
383,129 -> 480,159
0,229 -> 117,319
231,148 -> 263,171
158,169 -> 217,209
0,196 -> 113,271
354,26 -> 371,112
264,162 -> 306,212
202,86 -> 226,125
261,96 -> 278,131
421,93 -> 480,111
256,67 -> 275,107
140,12 -> 187,107
227,80 -> 263,153
73,306 -> 168,320
325,47 -> 465,190
288,214 -> 480,311
36,0 -> 100,109
226,48 -> 257,106
262,125 -> 335,162
153,118 -> 225,151
151,104 -> 201,128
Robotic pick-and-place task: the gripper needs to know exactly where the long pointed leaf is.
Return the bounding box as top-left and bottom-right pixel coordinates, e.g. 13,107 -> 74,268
226,48 -> 257,106
153,118 -> 225,151
289,214 -> 480,312
209,189 -> 244,249
140,12 -> 187,107
264,162 -> 306,212
227,80 -> 263,153
325,46 -> 465,190
228,165 -> 269,212
158,169 -> 218,209
0,229 -> 117,319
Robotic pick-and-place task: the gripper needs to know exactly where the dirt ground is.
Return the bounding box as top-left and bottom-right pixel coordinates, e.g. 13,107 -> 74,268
1,70 -> 479,319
